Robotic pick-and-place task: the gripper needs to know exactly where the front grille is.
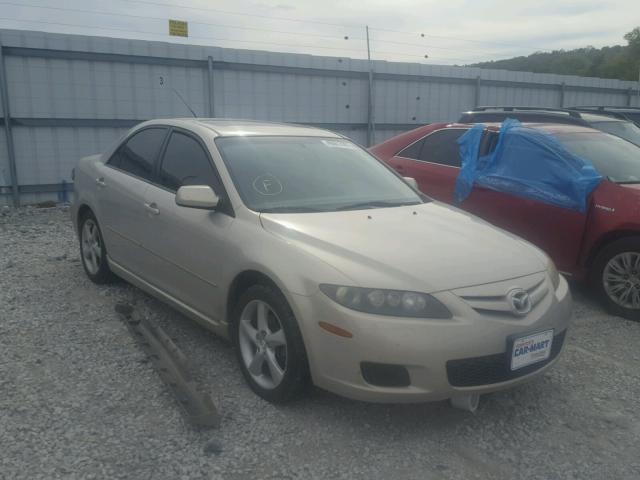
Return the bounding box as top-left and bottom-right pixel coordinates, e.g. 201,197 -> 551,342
446,330 -> 566,387
459,278 -> 549,316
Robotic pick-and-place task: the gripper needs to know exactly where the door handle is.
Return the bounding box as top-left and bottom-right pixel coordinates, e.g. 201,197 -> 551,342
144,202 -> 160,215
95,177 -> 106,188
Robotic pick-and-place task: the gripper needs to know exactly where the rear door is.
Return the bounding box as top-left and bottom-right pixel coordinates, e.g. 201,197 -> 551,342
463,186 -> 588,272
97,127 -> 168,276
450,131 -> 588,272
139,129 -> 234,322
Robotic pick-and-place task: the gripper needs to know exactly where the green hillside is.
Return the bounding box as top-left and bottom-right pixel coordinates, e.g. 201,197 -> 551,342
469,27 -> 640,81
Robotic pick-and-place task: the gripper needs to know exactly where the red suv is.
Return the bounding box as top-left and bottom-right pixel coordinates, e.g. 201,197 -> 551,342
371,122 -> 640,320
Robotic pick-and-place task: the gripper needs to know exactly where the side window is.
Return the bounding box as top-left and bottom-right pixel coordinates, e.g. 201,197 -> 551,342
398,138 -> 425,160
108,128 -> 167,181
480,131 -> 499,156
158,132 -> 222,192
419,129 -> 466,167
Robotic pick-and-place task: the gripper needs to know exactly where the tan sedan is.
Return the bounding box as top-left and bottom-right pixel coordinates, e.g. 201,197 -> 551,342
71,119 -> 571,410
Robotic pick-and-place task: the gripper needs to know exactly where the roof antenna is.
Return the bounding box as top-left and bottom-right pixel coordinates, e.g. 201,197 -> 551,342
172,87 -> 197,118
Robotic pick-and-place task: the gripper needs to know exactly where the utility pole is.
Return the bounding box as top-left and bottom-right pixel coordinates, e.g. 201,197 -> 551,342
366,25 -> 375,147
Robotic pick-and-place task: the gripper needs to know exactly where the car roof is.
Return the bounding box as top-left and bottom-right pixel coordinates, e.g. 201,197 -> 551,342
462,109 -> 624,124
451,121 -> 602,134
138,118 -> 342,138
577,112 -> 627,123
573,106 -> 640,112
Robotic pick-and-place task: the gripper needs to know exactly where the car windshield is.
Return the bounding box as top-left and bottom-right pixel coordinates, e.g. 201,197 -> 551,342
216,136 -> 423,212
590,121 -> 640,146
554,131 -> 640,183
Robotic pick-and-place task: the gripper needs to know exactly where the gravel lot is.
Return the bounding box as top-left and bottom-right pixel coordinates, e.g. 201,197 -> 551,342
2,206 -> 640,480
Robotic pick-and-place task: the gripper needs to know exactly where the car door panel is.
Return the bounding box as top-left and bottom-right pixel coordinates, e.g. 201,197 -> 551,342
96,127 -> 168,275
141,186 -> 233,321
402,159 -> 458,204
97,164 -> 151,274
461,186 -> 587,272
137,129 -> 233,322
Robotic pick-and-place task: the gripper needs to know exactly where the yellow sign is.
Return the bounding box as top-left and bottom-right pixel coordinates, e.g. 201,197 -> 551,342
169,20 -> 188,37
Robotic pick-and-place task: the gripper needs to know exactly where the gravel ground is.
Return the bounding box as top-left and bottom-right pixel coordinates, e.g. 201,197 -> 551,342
1,206 -> 640,480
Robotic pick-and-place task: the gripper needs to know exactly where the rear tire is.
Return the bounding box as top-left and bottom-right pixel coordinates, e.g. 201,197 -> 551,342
591,236 -> 640,321
78,211 -> 117,284
232,284 -> 310,403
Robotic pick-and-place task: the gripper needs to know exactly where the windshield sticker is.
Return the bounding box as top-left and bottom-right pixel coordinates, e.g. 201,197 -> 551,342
321,139 -> 358,149
252,174 -> 283,196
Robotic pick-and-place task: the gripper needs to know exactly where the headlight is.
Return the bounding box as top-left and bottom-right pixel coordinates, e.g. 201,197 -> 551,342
319,284 -> 452,318
547,259 -> 560,290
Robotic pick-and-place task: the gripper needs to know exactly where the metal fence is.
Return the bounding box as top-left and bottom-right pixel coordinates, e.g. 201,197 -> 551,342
1,28 -> 639,206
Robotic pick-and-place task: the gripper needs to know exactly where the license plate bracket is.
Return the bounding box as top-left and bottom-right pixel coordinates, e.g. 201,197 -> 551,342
509,329 -> 554,371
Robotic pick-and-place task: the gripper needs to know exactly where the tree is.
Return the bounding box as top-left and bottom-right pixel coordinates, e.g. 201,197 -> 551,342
470,27 -> 640,81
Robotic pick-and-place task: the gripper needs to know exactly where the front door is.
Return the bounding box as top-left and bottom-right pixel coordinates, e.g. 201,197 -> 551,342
140,129 -> 234,323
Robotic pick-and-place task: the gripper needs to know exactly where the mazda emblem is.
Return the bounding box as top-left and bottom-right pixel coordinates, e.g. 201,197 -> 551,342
507,288 -> 531,316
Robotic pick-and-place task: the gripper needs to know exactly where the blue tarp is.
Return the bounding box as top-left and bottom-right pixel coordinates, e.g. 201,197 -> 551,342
454,118 -> 603,213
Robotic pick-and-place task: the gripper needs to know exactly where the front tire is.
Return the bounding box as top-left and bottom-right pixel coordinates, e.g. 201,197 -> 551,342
591,236 -> 640,321
78,211 -> 116,284
232,284 -> 309,403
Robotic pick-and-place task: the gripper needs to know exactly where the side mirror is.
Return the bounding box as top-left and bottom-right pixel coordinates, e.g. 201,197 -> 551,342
403,177 -> 418,190
175,185 -> 220,210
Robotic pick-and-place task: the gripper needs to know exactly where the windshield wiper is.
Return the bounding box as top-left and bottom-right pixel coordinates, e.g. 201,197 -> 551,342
335,200 -> 422,211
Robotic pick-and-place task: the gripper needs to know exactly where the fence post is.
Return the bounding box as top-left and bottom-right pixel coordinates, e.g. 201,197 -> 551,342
365,26 -> 375,147
207,55 -> 215,117
0,41 -> 19,207
559,82 -> 566,108
474,76 -> 481,107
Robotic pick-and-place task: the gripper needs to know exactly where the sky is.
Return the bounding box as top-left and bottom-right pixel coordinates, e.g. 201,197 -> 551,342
0,0 -> 638,65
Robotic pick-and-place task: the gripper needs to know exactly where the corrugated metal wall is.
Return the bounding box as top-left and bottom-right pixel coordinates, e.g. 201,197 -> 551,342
1,28 -> 639,206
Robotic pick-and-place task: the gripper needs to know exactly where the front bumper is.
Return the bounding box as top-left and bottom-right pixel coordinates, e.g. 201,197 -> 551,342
291,274 -> 572,403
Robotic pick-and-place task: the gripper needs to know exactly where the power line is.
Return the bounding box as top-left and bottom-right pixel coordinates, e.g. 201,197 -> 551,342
0,16 -> 456,62
368,27 -> 554,53
0,1 -> 361,43
108,0 -> 361,30
4,0 -> 557,54
117,0 -> 557,52
0,2 -> 516,64
369,38 -> 501,56
3,1 -> 511,58
0,17 -> 361,53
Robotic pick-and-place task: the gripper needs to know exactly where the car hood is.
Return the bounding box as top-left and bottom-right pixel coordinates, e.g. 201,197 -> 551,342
260,202 -> 547,293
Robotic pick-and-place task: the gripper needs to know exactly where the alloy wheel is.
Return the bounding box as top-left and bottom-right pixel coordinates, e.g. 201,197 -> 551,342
238,299 -> 288,390
603,251 -> 640,309
81,219 -> 102,275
